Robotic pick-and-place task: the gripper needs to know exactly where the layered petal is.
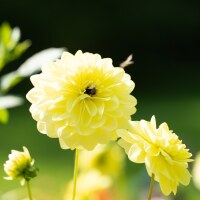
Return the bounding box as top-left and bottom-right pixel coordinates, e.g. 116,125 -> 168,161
117,116 -> 192,196
27,50 -> 137,150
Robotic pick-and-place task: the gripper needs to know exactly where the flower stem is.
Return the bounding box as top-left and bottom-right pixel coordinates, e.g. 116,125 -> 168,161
72,149 -> 79,200
148,173 -> 155,200
26,181 -> 33,200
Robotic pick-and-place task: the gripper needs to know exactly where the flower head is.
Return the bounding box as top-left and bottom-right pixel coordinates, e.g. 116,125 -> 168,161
117,116 -> 193,196
4,146 -> 38,185
79,143 -> 125,177
64,170 -> 112,200
26,50 -> 137,150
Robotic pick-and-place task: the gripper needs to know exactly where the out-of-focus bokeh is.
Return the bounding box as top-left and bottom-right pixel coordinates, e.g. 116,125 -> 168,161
0,0 -> 200,199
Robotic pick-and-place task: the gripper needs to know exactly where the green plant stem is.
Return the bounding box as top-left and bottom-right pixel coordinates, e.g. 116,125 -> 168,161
26,181 -> 33,200
72,149 -> 79,200
148,173 -> 155,200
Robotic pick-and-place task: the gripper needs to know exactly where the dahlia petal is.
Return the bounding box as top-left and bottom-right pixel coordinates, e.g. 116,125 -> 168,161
128,144 -> 146,163
94,100 -> 104,116
117,129 -> 139,144
26,88 -> 41,103
150,115 -> 157,129
173,164 -> 191,185
118,139 -> 132,155
159,175 -> 176,195
45,122 -> 61,138
104,96 -> 119,111
80,107 -> 92,127
29,105 -> 43,121
84,99 -> 97,116
90,116 -> 106,128
144,143 -> 159,156
59,137 -> 71,149
103,116 -> 117,131
37,122 -> 46,134
77,126 -> 95,135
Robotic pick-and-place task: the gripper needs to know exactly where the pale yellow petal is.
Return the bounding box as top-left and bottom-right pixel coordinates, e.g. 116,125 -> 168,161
84,99 -> 97,116
128,144 -> 146,163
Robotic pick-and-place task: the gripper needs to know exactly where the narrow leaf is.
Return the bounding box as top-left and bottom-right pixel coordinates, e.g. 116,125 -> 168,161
0,71 -> 23,93
0,95 -> 24,109
17,47 -> 65,77
0,109 -> 9,124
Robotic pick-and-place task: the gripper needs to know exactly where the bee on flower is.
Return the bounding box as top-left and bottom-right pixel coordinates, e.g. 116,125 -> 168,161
26,50 -> 137,150
117,116 -> 193,196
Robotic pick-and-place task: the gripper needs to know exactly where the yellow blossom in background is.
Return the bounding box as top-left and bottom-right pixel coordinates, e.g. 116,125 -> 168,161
192,152 -> 200,190
4,146 -> 38,185
117,116 -> 193,196
79,142 -> 125,177
64,170 -> 112,200
26,50 -> 137,150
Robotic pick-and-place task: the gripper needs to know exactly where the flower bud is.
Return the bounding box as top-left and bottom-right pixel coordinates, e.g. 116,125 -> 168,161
4,146 -> 38,185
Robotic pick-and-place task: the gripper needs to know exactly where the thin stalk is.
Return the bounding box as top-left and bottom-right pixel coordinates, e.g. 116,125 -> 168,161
72,149 -> 79,200
26,181 -> 33,200
148,173 -> 155,200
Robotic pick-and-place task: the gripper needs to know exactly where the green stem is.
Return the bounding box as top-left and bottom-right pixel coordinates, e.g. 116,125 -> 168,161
148,173 -> 155,200
26,181 -> 33,200
72,149 -> 79,200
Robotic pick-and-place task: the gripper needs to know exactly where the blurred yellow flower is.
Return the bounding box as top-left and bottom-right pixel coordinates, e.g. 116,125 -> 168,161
192,152 -> 200,190
79,143 -> 125,177
4,146 -> 37,185
64,170 -> 112,200
27,50 -> 137,150
117,116 -> 193,196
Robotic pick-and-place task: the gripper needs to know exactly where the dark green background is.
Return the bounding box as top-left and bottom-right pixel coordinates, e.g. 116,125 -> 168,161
0,0 -> 200,199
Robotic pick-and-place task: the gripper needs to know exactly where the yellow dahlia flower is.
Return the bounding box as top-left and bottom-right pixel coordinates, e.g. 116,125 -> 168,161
64,170 -> 112,200
79,143 -> 125,177
26,50 -> 137,150
117,116 -> 193,196
4,146 -> 38,185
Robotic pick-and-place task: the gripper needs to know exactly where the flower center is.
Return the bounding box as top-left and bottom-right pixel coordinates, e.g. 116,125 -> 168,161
85,86 -> 97,96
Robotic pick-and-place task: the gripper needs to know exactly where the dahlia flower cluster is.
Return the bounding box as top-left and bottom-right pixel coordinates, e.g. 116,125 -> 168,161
22,50 -> 192,198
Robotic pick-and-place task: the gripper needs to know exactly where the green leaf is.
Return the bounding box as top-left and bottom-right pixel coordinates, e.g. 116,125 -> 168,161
0,71 -> 23,93
0,22 -> 30,71
11,27 -> 21,44
0,22 -> 12,70
0,22 -> 12,46
0,48 -> 65,92
12,40 -> 31,59
0,95 -> 24,109
0,47 -> 5,71
17,47 -> 65,77
0,109 -> 9,124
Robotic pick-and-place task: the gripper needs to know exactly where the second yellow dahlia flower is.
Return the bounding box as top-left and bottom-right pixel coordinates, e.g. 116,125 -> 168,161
26,50 -> 137,150
117,116 -> 193,196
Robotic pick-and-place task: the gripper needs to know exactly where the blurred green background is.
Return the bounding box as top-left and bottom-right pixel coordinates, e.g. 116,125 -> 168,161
0,0 -> 200,199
